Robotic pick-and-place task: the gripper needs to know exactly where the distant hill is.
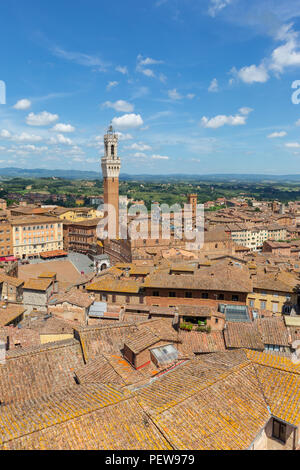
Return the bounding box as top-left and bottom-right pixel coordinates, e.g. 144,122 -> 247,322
1,167 -> 300,183
0,167 -> 100,179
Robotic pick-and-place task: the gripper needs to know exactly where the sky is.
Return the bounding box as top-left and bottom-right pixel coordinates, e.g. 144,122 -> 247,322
1,0 -> 300,175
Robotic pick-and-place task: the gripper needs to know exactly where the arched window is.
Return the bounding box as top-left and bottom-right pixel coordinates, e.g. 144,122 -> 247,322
111,144 -> 115,157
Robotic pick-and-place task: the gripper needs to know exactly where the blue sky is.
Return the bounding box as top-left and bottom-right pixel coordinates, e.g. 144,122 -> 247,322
1,0 -> 300,174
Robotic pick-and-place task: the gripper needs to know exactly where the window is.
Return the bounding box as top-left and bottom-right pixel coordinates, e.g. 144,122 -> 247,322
232,295 -> 239,302
260,300 -> 266,310
139,296 -> 144,304
272,302 -> 278,313
185,292 -> 192,298
202,293 -> 209,299
217,294 -> 224,300
169,292 -> 176,298
112,295 -> 116,303
126,296 -> 130,303
249,299 -> 255,307
152,291 -> 159,297
283,305 -> 291,314
272,419 -> 286,443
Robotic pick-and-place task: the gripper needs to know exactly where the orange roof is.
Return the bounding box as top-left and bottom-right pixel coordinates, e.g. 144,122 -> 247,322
23,278 -> 53,291
40,250 -> 68,259
0,303 -> 26,327
38,272 -> 57,279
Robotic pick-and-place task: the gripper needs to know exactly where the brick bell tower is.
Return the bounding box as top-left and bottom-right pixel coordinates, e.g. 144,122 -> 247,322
101,125 -> 121,238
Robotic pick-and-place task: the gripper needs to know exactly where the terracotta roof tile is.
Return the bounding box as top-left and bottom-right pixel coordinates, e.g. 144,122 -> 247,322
23,278 -> 53,291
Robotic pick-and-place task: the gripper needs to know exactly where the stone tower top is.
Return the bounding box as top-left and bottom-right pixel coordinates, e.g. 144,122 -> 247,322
101,125 -> 121,178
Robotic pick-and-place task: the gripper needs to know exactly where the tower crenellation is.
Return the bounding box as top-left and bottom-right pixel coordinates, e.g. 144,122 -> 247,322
101,125 -> 121,178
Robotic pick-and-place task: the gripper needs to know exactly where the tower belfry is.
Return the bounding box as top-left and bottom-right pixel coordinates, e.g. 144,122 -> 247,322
101,125 -> 121,238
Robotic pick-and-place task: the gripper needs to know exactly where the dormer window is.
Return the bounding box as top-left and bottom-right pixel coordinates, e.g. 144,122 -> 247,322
272,419 -> 286,443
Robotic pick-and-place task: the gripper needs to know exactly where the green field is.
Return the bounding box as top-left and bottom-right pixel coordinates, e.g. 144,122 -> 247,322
1,177 -> 300,209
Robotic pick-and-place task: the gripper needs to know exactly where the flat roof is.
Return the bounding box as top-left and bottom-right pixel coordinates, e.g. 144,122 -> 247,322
284,315 -> 300,327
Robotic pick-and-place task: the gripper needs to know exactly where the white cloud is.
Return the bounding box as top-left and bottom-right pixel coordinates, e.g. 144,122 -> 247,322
116,65 -> 128,75
112,113 -> 143,130
16,144 -> 48,152
26,111 -> 59,126
168,88 -> 182,100
270,24 -> 300,73
137,55 -> 163,66
285,142 -> 300,148
296,119 -> 300,126
239,107 -> 253,115
201,109 -> 250,129
0,129 -> 11,138
231,24 -> 300,86
152,154 -> 169,160
159,73 -> 167,83
52,123 -> 75,133
208,0 -> 232,17
268,131 -> 287,138
133,152 -> 147,158
103,100 -> 134,112
136,55 -> 163,79
50,134 -> 73,145
141,68 -> 155,77
1,129 -> 43,142
127,142 -> 152,151
187,93 -> 195,99
13,99 -> 31,110
52,47 -> 109,72
116,132 -> 133,141
107,81 -> 118,90
234,64 -> 269,84
208,78 -> 219,92
15,132 -> 43,142
148,111 -> 172,121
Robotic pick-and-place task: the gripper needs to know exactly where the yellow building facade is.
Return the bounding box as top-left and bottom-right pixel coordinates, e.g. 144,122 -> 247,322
53,207 -> 98,222
247,288 -> 297,314
11,215 -> 63,259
